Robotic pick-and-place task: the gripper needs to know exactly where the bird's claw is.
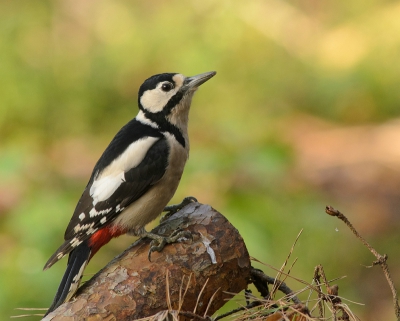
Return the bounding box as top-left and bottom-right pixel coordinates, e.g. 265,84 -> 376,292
144,196 -> 197,261
161,196 -> 198,222
145,229 -> 193,261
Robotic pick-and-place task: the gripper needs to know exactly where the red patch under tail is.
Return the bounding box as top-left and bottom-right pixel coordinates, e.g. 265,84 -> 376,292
88,225 -> 127,259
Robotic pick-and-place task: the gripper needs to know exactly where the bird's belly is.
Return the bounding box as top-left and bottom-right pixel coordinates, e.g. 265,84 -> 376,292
111,141 -> 188,232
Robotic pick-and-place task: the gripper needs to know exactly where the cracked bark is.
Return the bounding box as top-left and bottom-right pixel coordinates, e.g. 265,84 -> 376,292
43,203 -> 251,321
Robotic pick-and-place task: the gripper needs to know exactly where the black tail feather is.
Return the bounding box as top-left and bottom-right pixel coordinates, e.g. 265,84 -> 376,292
44,242 -> 91,317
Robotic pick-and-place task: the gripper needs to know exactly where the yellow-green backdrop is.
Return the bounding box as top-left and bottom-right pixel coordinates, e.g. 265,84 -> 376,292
1,1 -> 400,320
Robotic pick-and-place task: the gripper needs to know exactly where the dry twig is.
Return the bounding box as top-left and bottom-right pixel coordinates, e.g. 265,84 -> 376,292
251,268 -> 302,305
325,205 -> 400,321
313,264 -> 350,321
214,268 -> 306,321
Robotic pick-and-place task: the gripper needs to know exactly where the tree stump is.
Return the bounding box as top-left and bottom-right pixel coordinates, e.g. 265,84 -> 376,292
43,202 -> 251,320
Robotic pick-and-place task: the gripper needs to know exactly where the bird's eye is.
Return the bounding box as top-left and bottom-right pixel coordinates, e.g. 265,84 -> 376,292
161,82 -> 174,92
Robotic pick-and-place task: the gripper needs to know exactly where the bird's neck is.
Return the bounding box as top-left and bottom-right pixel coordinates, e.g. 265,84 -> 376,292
136,110 -> 188,149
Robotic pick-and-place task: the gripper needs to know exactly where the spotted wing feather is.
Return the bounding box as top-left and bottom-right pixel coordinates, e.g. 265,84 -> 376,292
44,125 -> 169,269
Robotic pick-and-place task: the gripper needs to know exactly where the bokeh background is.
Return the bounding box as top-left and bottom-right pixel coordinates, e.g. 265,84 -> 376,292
1,0 -> 400,320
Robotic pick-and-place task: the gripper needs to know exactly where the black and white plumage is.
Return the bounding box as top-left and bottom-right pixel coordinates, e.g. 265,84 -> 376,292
43,71 -> 216,316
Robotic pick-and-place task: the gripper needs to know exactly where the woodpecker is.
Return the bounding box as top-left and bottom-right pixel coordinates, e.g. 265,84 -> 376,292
43,71 -> 216,316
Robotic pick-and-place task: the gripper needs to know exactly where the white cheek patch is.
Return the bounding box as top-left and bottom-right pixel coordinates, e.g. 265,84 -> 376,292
140,89 -> 174,113
140,74 -> 185,113
90,137 -> 159,205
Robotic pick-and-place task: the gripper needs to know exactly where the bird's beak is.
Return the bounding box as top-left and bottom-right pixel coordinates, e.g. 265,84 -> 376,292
183,71 -> 217,90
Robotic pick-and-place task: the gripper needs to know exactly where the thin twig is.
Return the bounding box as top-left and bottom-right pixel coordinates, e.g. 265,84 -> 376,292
204,287 -> 220,317
251,267 -> 302,304
165,270 -> 172,311
193,278 -> 209,314
179,311 -> 210,321
11,308 -> 47,319
314,264 -> 350,321
213,300 -> 264,321
326,205 -> 400,320
271,230 -> 302,300
313,266 -> 325,318
11,314 -> 46,318
178,273 -> 192,313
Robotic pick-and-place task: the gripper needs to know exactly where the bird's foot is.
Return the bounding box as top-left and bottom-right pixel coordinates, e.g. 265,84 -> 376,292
161,196 -> 197,223
142,229 -> 192,261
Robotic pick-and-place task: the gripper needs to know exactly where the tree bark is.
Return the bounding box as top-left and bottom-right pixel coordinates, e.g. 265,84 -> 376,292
43,203 -> 251,321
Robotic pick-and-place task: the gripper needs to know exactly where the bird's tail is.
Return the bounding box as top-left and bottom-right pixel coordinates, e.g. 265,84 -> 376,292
44,242 -> 91,317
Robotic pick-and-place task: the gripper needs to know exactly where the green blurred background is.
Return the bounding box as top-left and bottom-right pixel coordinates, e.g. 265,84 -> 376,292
1,0 -> 400,320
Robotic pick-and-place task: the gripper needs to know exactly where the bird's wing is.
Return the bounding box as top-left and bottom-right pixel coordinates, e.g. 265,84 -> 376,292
44,133 -> 169,269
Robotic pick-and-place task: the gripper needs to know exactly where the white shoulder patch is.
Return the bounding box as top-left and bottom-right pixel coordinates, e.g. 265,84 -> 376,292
90,173 -> 124,205
90,136 -> 160,205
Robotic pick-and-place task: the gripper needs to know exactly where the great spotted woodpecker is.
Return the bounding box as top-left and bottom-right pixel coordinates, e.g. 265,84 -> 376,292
43,71 -> 216,316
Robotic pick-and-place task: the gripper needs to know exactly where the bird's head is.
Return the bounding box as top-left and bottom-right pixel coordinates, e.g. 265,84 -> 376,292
137,71 -> 216,131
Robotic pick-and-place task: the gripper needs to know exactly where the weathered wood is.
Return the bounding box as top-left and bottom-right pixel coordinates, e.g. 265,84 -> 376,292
43,203 -> 251,320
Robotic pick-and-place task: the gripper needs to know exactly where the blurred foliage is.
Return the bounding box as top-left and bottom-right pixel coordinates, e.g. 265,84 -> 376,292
1,0 -> 400,320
